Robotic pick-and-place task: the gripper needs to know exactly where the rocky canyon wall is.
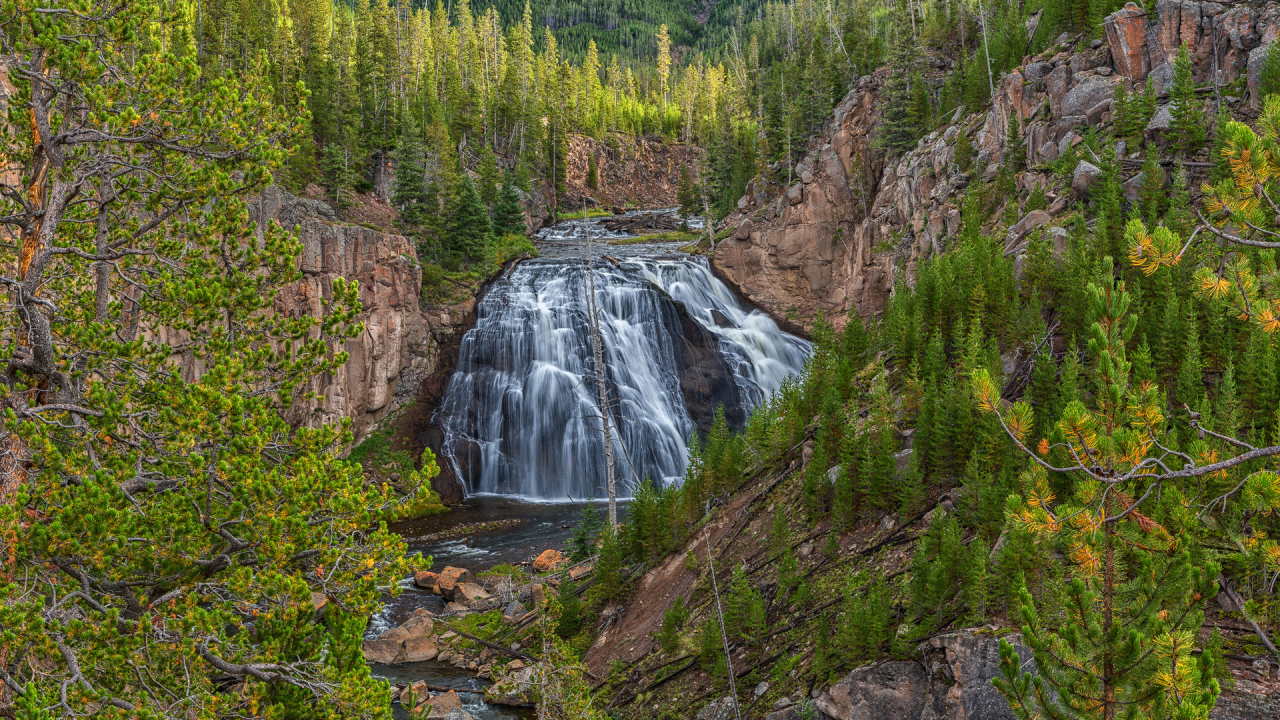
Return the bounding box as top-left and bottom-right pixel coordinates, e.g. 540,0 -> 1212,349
715,0 -> 1280,331
560,134 -> 702,209
250,188 -> 473,451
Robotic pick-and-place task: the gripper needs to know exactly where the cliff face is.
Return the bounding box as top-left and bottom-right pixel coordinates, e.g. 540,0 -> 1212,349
560,134 -> 702,209
715,0 -> 1280,331
252,188 -> 472,451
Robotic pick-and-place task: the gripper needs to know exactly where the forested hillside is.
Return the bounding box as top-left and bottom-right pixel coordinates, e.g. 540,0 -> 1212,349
10,0 -> 1280,718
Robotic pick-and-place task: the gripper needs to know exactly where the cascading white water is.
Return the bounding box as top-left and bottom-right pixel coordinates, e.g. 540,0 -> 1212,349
433,224 -> 808,502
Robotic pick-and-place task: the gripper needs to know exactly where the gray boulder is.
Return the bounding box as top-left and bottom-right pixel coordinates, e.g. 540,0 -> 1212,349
1146,105 -> 1174,132
1149,62 -> 1174,96
1072,161 -> 1103,195
1023,61 -> 1053,85
815,630 -> 1034,720
1060,76 -> 1116,118
1006,210 -> 1053,250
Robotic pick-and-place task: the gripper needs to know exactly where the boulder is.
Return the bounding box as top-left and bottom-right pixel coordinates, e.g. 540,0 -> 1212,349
530,583 -> 555,607
436,567 -> 475,597
568,563 -> 594,581
1156,0 -> 1203,65
503,599 -> 527,623
1086,98 -> 1112,126
1072,161 -> 1103,195
1050,226 -> 1070,257
401,611 -> 435,639
1105,3 -> 1151,80
1023,61 -> 1053,85
362,637 -> 404,665
1060,76 -> 1115,118
1045,65 -> 1073,117
451,582 -> 491,607
415,570 -> 440,591
485,665 -> 538,706
532,549 -> 565,573
815,660 -> 930,719
1148,62 -> 1174,96
403,636 -> 438,662
1146,104 -> 1173,132
1249,42 -> 1278,108
1006,210 -> 1053,251
425,689 -> 462,713
785,183 -> 803,205
815,630 -> 1037,720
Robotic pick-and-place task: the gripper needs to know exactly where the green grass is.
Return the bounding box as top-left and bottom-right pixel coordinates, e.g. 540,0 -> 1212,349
608,230 -> 698,245
478,563 -> 528,581
349,428 -> 415,479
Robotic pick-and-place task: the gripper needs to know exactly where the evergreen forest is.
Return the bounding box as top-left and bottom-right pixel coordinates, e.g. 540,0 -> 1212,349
7,0 -> 1280,718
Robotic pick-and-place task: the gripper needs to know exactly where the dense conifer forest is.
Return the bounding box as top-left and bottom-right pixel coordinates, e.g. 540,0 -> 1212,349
7,0 -> 1280,717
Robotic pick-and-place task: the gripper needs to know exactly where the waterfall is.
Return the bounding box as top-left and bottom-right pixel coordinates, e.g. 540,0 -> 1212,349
433,254 -> 809,501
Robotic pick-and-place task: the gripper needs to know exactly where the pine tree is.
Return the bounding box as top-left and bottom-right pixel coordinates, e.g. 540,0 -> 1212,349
393,117 -> 430,228
321,142 -> 357,210
570,503 -> 602,562
1169,44 -> 1206,155
0,11 -> 418,715
995,554 -> 1222,720
803,440 -> 830,523
1111,82 -> 1134,143
875,35 -> 921,154
1176,310 -> 1203,411
586,151 -> 599,191
492,170 -> 528,238
906,70 -> 933,139
477,147 -> 500,207
1137,144 -> 1166,225
449,176 -> 494,264
698,617 -> 726,675
724,563 -> 765,643
954,128 -> 975,172
1005,110 -> 1025,171
677,165 -> 699,220
595,525 -> 624,602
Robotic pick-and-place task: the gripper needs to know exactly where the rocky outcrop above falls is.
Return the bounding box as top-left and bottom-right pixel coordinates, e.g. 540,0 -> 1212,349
560,134 -> 702,209
714,1 -> 1280,331
714,69 -> 942,331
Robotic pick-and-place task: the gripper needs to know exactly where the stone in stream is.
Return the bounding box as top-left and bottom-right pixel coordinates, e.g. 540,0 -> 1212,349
436,567 -> 475,597
402,636 -> 438,662
361,637 -> 404,665
414,570 -> 439,591
361,609 -> 435,664
532,549 -> 565,572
